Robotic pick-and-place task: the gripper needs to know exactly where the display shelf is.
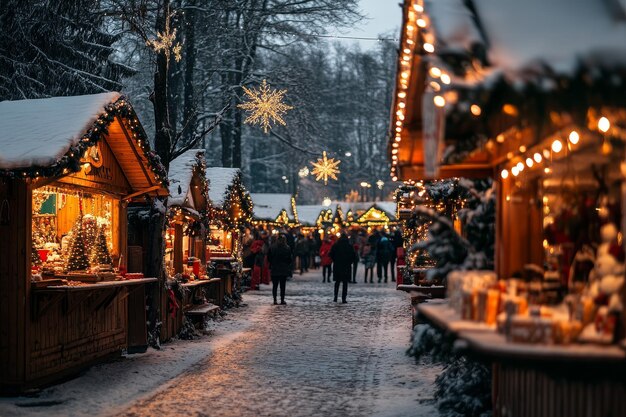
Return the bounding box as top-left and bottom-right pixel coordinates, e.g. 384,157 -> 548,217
181,278 -> 221,288
462,331 -> 626,363
35,277 -> 157,292
417,301 -> 496,334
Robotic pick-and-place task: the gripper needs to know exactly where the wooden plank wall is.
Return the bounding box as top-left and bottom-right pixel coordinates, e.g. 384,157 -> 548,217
494,362 -> 626,417
28,289 -> 127,383
0,179 -> 31,391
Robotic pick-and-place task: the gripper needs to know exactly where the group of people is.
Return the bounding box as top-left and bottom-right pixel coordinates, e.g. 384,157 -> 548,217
242,226 -> 404,304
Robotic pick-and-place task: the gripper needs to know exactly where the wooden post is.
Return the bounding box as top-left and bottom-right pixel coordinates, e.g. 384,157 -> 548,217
174,223 -> 183,273
0,179 -> 31,393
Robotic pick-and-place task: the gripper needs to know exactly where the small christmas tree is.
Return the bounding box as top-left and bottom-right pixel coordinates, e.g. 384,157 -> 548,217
31,242 -> 42,267
66,217 -> 91,271
91,225 -> 112,265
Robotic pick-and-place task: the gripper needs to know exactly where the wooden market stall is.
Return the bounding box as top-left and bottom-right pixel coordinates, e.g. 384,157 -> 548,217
250,193 -> 298,230
394,0 -> 626,415
205,167 -> 253,302
164,149 -> 220,336
0,92 -> 168,393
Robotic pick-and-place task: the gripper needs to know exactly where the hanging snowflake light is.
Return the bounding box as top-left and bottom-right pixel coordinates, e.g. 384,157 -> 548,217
310,151 -> 341,185
146,11 -> 182,63
238,79 -> 293,133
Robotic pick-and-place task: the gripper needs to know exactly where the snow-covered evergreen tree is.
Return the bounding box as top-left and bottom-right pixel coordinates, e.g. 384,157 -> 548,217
0,1 -> 134,100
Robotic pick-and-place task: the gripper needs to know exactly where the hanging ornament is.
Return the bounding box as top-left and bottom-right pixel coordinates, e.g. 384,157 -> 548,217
310,151 -> 341,185
238,79 -> 293,133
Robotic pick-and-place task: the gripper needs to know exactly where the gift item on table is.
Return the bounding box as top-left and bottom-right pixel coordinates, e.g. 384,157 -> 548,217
553,320 -> 582,345
509,316 -> 554,344
447,270 -> 497,314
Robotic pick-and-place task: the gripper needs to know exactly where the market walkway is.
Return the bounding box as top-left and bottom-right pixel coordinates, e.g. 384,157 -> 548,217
120,269 -> 439,417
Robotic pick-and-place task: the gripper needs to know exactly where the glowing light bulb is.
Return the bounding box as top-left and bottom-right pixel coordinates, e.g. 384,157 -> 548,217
423,43 -> 435,53
433,95 -> 445,107
440,74 -> 451,84
569,130 -> 579,144
417,18 -> 426,28
501,169 -> 509,179
429,67 -> 441,78
533,153 -> 542,163
526,158 -> 534,168
516,162 -> 525,172
551,139 -> 563,153
511,166 -> 520,177
598,117 -> 610,133
470,105 -> 481,116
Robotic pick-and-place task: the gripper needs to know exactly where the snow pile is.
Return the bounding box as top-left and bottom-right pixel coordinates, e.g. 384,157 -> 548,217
167,149 -> 204,208
473,0 -> 626,74
0,92 -> 121,169
426,0 -> 483,54
250,193 -> 295,222
205,167 -> 240,208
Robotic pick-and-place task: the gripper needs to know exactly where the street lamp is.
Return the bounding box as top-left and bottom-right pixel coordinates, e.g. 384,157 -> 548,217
345,151 -> 352,157
360,182 -> 371,202
376,180 -> 384,201
322,197 -> 332,207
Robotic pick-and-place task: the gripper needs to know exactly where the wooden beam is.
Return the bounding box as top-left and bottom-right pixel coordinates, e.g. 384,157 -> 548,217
398,164 -> 494,181
116,116 -> 154,187
123,185 -> 162,201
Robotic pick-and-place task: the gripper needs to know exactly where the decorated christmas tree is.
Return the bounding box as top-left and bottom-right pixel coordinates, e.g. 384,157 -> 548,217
91,225 -> 112,265
66,217 -> 90,271
31,242 -> 42,267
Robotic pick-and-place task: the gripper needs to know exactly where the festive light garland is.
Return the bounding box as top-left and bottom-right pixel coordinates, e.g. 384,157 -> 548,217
0,96 -> 168,184
310,151 -> 341,185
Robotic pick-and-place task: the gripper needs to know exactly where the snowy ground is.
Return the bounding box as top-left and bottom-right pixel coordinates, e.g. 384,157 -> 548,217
0,269 -> 440,417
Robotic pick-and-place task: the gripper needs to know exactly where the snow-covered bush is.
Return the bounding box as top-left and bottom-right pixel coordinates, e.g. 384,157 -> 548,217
435,356 -> 492,417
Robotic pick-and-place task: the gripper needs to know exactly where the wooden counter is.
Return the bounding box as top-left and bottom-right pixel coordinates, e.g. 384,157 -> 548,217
417,301 -> 496,335
181,278 -> 221,288
35,277 -> 157,292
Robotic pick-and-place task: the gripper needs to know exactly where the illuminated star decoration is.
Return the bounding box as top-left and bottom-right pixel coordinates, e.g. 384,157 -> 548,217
238,79 -> 293,133
310,151 -> 341,185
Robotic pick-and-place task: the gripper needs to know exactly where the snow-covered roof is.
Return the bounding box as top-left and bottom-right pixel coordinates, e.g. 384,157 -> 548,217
427,0 -> 626,75
250,193 -> 295,222
0,92 -> 121,169
296,205 -> 328,226
206,167 -> 240,208
331,201 -> 397,221
167,149 -> 205,208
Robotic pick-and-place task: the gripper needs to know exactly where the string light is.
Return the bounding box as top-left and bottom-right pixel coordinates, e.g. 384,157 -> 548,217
516,162 -> 525,172
533,153 -> 542,163
429,67 -> 441,78
525,158 -> 534,168
440,74 -> 451,85
511,166 -> 520,176
433,95 -> 446,107
598,117 -> 610,133
568,130 -> 580,144
551,139 -> 563,153
470,105 -> 481,116
423,43 -> 435,53
501,169 -> 509,179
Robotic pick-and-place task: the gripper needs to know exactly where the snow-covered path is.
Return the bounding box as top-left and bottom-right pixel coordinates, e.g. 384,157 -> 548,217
0,269 -> 439,416
119,270 -> 439,417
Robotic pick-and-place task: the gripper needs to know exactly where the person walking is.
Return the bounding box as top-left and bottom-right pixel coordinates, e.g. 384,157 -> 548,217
376,235 -> 394,283
361,242 -> 375,283
319,236 -> 333,283
349,230 -> 361,284
294,234 -> 309,275
267,234 -> 292,305
390,229 -> 404,282
329,233 -> 356,303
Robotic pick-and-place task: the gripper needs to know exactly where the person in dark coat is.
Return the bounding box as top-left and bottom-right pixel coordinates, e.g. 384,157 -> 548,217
390,229 -> 404,282
329,233 -> 357,303
294,234 -> 310,275
376,236 -> 394,283
267,234 -> 293,305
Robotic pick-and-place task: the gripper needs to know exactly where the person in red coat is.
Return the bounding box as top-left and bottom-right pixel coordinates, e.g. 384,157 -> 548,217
319,236 -> 333,283
250,235 -> 265,290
